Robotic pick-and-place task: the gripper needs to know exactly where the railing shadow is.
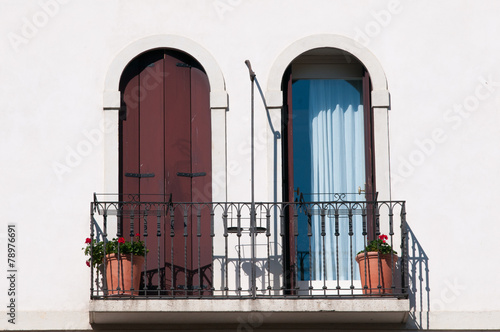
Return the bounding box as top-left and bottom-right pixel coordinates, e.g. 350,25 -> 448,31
405,223 -> 430,329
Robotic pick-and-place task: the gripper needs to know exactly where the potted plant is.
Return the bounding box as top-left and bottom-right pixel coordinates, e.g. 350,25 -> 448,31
83,233 -> 147,295
355,234 -> 398,295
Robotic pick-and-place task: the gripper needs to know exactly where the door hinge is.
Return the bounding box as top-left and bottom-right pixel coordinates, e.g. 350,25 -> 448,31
176,63 -> 192,68
125,173 -> 155,178
177,172 -> 206,178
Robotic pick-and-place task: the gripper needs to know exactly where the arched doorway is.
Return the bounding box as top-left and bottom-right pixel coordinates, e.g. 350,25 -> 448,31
119,49 -> 212,295
282,48 -> 375,289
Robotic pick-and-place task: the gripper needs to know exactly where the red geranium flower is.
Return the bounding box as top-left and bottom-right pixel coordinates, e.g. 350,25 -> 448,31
86,260 -> 90,267
135,233 -> 140,237
118,237 -> 125,244
85,238 -> 91,244
378,234 -> 388,242
358,233 -> 396,255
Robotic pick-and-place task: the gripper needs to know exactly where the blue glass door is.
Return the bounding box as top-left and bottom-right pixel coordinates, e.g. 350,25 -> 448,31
290,78 -> 369,281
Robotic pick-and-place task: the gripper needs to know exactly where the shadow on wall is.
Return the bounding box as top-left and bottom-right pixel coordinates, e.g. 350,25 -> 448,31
405,224 -> 431,330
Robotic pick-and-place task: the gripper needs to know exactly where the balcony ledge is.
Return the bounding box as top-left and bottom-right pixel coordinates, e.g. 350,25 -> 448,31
90,298 -> 409,328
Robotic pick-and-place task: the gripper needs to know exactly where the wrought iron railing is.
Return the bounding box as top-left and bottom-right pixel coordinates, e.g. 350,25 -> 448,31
89,193 -> 408,299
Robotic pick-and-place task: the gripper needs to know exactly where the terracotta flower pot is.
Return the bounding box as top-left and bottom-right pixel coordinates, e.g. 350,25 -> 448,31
356,252 -> 398,295
105,254 -> 144,295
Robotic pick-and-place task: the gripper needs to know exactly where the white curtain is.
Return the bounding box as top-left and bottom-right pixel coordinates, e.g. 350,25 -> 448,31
308,80 -> 365,280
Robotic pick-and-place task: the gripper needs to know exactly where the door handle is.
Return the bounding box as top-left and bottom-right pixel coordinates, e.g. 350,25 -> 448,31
358,185 -> 366,195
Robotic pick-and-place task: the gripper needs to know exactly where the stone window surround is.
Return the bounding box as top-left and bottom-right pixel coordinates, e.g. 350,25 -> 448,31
102,34 -> 392,202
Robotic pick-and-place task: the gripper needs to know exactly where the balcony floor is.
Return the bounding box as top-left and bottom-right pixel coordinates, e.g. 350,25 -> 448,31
90,298 -> 409,329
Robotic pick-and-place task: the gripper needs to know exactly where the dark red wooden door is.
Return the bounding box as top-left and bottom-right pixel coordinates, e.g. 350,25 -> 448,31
120,50 -> 212,295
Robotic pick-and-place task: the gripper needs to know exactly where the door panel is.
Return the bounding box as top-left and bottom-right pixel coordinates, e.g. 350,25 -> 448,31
121,59 -> 140,199
282,67 -> 375,285
120,50 -> 212,296
191,66 -> 212,203
140,54 -> 165,199
282,67 -> 296,292
362,70 -> 377,240
164,56 -> 192,202
163,56 -> 192,294
190,66 -> 212,292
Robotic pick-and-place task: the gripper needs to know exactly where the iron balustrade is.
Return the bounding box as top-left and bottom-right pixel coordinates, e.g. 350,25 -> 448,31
89,194 -> 408,299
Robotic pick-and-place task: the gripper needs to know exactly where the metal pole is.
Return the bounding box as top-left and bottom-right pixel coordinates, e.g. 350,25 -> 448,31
245,60 -> 256,298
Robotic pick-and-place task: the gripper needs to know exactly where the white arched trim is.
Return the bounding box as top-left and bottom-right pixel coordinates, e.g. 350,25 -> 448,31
103,35 -> 228,109
102,36 -> 227,201
265,34 -> 392,201
266,34 -> 390,109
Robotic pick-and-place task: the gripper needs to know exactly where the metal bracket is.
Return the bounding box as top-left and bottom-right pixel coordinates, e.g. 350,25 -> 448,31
177,172 -> 206,178
125,173 -> 155,178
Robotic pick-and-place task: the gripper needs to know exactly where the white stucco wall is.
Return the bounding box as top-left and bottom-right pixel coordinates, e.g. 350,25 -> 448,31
1,0 -> 499,330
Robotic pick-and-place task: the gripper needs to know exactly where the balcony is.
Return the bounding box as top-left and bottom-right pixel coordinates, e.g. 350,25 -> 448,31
88,194 -> 409,328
